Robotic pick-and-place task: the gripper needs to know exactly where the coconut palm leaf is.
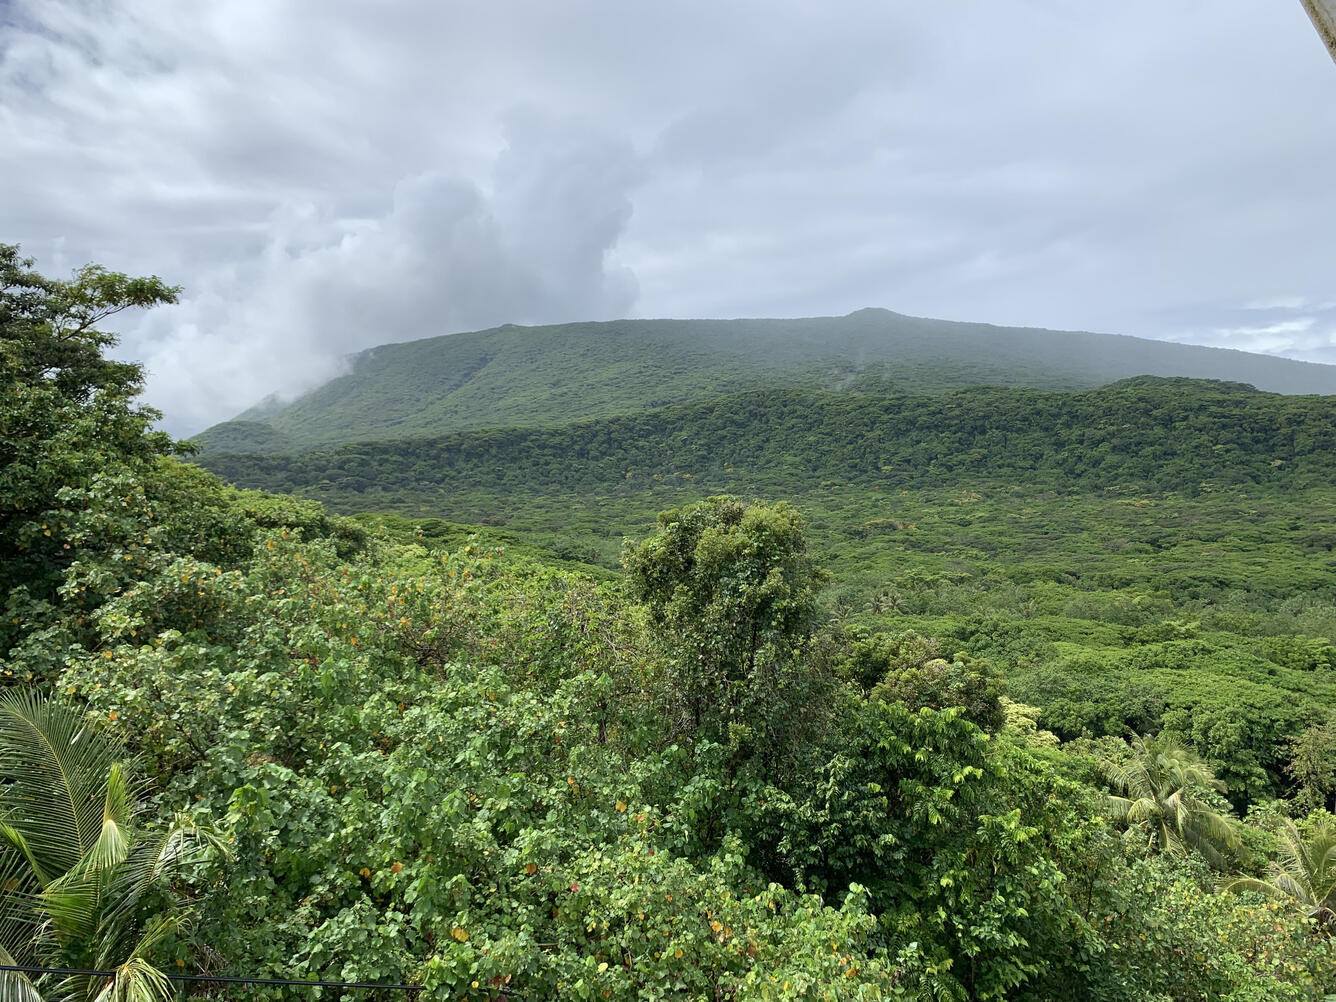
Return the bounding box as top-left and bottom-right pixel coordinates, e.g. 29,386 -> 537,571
1226,819 -> 1336,930
83,765 -> 131,876
0,691 -> 130,879
1100,733 -> 1238,869
1181,815 -> 1232,871
87,914 -> 180,1002
0,828 -> 47,895
0,943 -> 43,1002
0,692 -> 223,1002
88,958 -> 172,1002
39,864 -> 104,953
107,818 -> 227,931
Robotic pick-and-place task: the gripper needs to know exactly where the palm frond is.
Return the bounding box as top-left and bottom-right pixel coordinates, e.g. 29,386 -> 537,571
1226,819 -> 1336,926
83,764 -> 133,876
126,913 -> 180,960
112,818 -> 228,924
102,764 -> 132,836
37,866 -> 103,949
1187,808 -> 1238,848
1099,733 -> 1236,868
0,848 -> 42,969
1104,794 -> 1133,822
141,818 -> 229,883
87,915 -> 180,1002
1269,871 -> 1311,903
1275,820 -> 1310,876
1181,823 -> 1229,871
1123,796 -> 1162,824
1312,831 -> 1336,876
1163,824 -> 1187,857
88,958 -> 173,1002
1100,758 -> 1135,794
0,828 -> 47,893
0,944 -> 43,1002
0,693 -> 216,1001
1161,787 -> 1185,823
1224,876 -> 1288,900
82,819 -> 129,881
0,692 -> 128,878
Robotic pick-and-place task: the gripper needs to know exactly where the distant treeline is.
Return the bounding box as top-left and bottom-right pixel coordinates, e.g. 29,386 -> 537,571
199,377 -> 1336,500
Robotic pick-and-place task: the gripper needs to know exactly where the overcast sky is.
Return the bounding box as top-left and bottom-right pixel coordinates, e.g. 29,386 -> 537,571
3,0 -> 1335,434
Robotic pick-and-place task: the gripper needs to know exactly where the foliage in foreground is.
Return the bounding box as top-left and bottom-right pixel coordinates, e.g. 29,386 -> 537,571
0,690 -> 222,1002
1226,817 -> 1336,932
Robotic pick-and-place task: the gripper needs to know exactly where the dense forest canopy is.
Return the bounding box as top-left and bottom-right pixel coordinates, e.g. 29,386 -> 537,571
200,377 -> 1336,500
3,246 -> 1336,1000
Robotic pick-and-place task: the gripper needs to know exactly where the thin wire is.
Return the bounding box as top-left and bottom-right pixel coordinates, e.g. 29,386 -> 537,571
0,964 -> 421,992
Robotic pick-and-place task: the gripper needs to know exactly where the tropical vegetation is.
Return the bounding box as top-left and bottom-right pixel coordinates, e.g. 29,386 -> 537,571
1226,818 -> 1336,931
3,243 -> 1336,999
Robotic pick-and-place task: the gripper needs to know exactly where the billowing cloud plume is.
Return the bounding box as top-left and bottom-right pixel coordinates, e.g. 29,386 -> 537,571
129,119 -> 641,430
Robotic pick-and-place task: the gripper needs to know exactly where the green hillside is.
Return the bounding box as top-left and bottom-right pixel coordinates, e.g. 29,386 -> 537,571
193,308 -> 1336,453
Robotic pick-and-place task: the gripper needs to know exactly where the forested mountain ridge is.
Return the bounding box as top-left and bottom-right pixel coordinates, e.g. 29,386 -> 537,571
193,308 -> 1336,453
199,377 -> 1336,503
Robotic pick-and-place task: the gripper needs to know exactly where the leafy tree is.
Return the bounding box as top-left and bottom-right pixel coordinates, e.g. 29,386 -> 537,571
999,698 -> 1059,749
622,496 -> 826,744
1096,851 -> 1333,1001
759,695 -> 1111,1001
0,244 -> 177,402
1,245 -> 180,661
0,690 -> 222,1002
841,628 -> 1005,731
1287,716 -> 1336,812
1102,733 -> 1240,869
1226,817 -> 1336,932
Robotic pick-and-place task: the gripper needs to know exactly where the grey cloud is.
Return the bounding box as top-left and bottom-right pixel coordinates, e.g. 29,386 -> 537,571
128,120 -> 641,432
3,0 -> 1336,432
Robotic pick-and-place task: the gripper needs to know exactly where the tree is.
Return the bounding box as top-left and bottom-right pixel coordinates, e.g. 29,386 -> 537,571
1226,817 -> 1336,932
759,693 -> 1113,1001
622,497 -> 826,744
840,628 -> 1004,732
1,244 -> 177,402
0,690 -> 222,1002
1287,716 -> 1336,812
1,246 -> 180,660
1101,733 -> 1240,869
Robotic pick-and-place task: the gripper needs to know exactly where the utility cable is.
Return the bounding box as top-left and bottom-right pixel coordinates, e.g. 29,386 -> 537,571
0,964 -> 421,992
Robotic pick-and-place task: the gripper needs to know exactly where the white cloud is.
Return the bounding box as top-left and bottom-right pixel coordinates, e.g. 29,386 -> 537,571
1243,296 -> 1312,311
1166,306 -> 1336,361
1216,318 -> 1318,339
